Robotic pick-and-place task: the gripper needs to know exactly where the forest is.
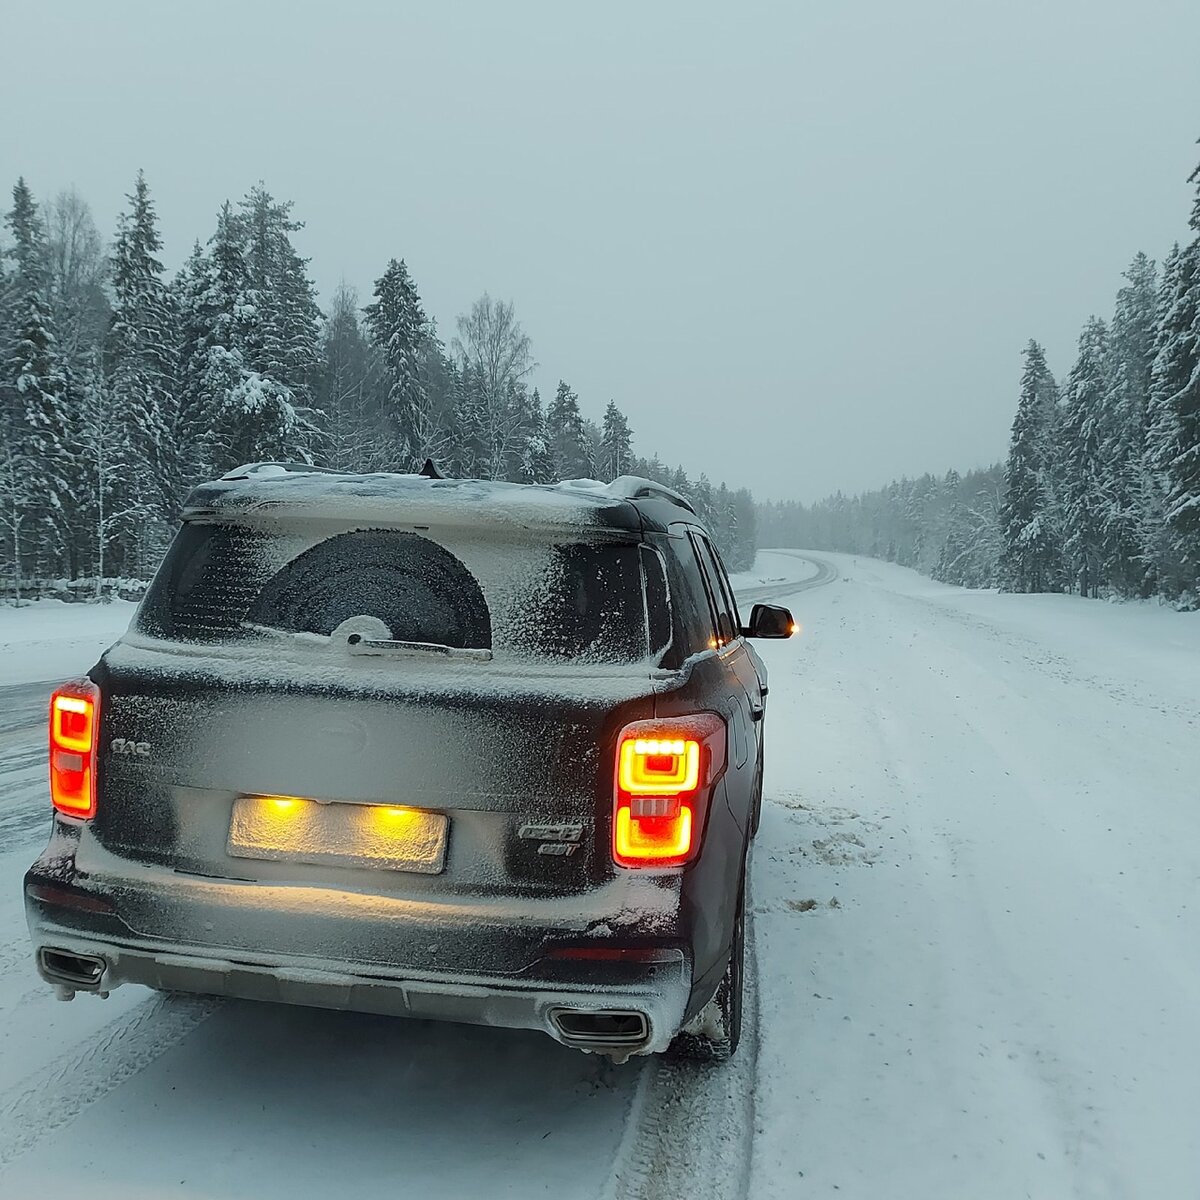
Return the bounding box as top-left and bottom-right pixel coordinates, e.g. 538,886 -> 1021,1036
0,173 -> 757,601
761,145 -> 1200,607
5,144 -> 1199,608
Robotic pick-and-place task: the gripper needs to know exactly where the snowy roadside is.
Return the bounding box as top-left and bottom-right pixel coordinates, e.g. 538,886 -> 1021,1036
748,551 -> 1200,1198
0,600 -> 136,688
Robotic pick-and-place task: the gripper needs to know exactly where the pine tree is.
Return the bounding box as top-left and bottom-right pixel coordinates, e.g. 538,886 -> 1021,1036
519,387 -> 555,483
690,473 -> 714,527
316,283 -> 379,470
547,380 -> 591,479
107,171 -> 177,557
449,362 -> 487,477
1101,253 -> 1158,595
1061,317 -> 1111,596
2,179 -> 72,587
709,482 -> 738,563
418,321 -> 458,473
364,258 -> 433,469
727,488 -> 758,571
171,240 -> 220,488
1000,340 -> 1060,591
177,198 -> 320,477
238,185 -> 322,409
1146,153 -> 1200,597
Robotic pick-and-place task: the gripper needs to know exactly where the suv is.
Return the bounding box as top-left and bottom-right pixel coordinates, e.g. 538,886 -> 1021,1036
25,465 -> 793,1062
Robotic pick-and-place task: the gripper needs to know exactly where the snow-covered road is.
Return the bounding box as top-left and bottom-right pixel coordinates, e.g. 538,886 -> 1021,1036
750,553 -> 1200,1198
1,553 -> 1197,1198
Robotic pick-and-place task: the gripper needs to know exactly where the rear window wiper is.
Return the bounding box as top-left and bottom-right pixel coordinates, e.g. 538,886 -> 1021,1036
344,634 -> 493,663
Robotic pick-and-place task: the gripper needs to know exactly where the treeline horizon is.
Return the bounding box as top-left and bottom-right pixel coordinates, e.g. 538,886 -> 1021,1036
761,140 -> 1200,609
0,172 -> 756,602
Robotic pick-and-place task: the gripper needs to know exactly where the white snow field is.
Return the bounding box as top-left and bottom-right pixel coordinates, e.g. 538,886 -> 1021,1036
0,551 -> 1197,1197
0,598 -> 136,688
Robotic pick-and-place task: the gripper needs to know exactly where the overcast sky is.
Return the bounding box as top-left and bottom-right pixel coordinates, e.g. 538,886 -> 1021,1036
3,0 -> 1198,502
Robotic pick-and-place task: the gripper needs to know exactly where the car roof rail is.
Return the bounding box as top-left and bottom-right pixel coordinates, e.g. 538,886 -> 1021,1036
219,461 -> 352,481
602,475 -> 697,515
216,463 -> 699,518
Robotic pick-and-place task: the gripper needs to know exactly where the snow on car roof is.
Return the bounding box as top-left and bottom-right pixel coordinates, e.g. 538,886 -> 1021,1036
181,463 -> 691,532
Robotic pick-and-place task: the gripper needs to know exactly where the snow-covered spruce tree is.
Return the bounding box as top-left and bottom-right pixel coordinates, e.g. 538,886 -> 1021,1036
315,283 -> 381,471
171,240 -> 222,489
0,440 -> 35,603
448,362 -> 487,477
178,206 -> 258,477
364,258 -> 436,470
2,179 -> 73,587
1101,253 -> 1158,595
1060,317 -> 1111,597
1000,340 -> 1061,592
107,171 -> 177,565
726,488 -> 758,572
518,387 -> 555,483
1141,246 -> 1186,594
599,400 -> 633,482
934,474 -> 1003,588
708,482 -> 739,563
214,372 -> 312,466
418,321 -> 458,472
1146,156 -> 1200,600
547,380 -> 592,479
689,473 -> 714,528
238,185 -> 322,411
178,197 -> 321,476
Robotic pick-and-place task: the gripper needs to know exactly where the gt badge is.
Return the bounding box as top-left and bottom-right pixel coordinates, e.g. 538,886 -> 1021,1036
519,822 -> 584,857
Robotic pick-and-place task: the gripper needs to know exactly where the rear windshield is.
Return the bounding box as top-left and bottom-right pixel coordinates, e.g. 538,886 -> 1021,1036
135,522 -> 672,666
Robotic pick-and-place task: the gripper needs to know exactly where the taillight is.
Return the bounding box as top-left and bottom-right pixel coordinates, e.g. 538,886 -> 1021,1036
613,714 -> 726,868
50,680 -> 100,820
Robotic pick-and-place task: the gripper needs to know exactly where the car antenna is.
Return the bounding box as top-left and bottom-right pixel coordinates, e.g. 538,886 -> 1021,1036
418,458 -> 444,480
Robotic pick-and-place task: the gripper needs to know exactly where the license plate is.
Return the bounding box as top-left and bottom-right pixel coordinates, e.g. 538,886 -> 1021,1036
228,796 -> 448,874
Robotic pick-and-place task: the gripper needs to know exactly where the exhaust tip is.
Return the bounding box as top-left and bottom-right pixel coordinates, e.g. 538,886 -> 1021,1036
550,1008 -> 649,1048
38,948 -> 106,989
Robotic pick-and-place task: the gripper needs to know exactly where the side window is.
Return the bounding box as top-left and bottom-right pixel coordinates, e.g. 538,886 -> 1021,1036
664,534 -> 718,658
705,538 -> 743,635
691,534 -> 738,647
639,545 -> 673,660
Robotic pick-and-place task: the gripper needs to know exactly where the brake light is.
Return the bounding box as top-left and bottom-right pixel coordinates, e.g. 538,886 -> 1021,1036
50,681 -> 100,819
613,714 -> 726,868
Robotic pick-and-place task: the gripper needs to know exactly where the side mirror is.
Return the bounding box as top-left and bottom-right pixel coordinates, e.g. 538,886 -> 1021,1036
743,603 -> 795,639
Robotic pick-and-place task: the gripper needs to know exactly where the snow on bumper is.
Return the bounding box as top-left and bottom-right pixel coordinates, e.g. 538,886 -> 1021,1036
25,842 -> 692,1055
25,922 -> 691,1055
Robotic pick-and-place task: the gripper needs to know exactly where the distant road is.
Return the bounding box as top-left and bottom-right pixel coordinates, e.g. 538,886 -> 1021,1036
734,550 -> 838,606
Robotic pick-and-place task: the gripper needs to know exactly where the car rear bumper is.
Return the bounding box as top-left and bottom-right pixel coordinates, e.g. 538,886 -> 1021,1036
24,852 -> 693,1057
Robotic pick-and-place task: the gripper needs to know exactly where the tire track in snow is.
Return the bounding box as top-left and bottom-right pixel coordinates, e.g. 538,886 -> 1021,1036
601,877 -> 760,1200
737,552 -> 838,606
0,992 -> 219,1168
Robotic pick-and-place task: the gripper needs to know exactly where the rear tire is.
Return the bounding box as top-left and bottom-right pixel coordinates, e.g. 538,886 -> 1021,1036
667,877 -> 745,1063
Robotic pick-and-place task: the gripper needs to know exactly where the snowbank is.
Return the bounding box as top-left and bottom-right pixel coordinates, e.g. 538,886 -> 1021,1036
0,599 -> 137,687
